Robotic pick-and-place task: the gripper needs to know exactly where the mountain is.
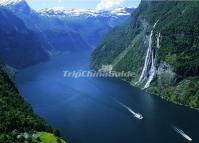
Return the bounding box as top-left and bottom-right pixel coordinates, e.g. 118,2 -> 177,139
91,1 -> 199,109
0,66 -> 67,142
39,7 -> 132,17
0,0 -> 133,68
0,0 -> 91,53
0,0 -> 33,15
0,0 -> 134,54
0,0 -> 133,52
0,8 -> 49,69
38,7 -> 134,47
0,0 -> 39,29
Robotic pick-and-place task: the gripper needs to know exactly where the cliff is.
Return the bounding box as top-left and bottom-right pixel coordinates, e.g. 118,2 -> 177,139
91,1 -> 199,109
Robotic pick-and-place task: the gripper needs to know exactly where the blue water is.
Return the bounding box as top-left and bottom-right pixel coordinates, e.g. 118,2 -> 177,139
15,51 -> 199,143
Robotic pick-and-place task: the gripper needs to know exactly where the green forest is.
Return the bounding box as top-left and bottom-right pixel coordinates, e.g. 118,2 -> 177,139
91,1 -> 199,109
0,66 -> 64,143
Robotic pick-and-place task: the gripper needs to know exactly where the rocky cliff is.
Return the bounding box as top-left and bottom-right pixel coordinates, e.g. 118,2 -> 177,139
91,1 -> 199,109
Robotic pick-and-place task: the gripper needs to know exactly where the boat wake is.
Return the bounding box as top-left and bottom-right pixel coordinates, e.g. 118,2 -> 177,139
114,99 -> 143,120
173,126 -> 192,142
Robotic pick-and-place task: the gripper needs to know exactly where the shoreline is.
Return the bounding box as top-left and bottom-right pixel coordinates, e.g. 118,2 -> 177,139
119,78 -> 199,111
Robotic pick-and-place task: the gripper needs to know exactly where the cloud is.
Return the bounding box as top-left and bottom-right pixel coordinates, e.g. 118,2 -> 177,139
96,0 -> 125,10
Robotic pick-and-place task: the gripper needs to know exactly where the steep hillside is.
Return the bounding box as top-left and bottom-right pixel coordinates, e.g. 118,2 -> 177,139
91,1 -> 199,109
0,8 -> 49,69
0,0 -> 91,53
0,66 -> 66,142
0,0 -> 133,51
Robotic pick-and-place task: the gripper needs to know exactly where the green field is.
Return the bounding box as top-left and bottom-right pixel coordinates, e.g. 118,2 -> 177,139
38,132 -> 67,143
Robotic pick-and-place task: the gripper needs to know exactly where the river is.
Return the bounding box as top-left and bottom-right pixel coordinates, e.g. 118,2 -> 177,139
15,51 -> 199,143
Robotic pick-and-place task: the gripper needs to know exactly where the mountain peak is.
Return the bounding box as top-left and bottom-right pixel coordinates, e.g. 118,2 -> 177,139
0,0 -> 33,14
39,7 -> 134,17
109,7 -> 133,16
50,6 -> 66,11
0,0 -> 25,6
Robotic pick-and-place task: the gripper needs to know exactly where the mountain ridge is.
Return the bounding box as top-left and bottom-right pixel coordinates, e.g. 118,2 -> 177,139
39,7 -> 133,17
0,0 -> 133,53
0,8 -> 49,69
91,1 -> 199,109
0,0 -> 25,5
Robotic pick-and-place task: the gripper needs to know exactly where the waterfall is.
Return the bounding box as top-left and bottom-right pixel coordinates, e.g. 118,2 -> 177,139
138,30 -> 153,82
144,32 -> 161,88
157,33 -> 161,49
144,49 -> 155,88
138,20 -> 159,88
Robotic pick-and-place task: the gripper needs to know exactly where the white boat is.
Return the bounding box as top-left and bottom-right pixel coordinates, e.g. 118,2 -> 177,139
134,113 -> 143,120
114,99 -> 143,120
174,127 -> 192,142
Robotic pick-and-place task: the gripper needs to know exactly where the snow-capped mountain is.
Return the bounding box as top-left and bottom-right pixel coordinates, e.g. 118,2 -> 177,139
0,0 -> 133,17
38,7 -> 134,47
39,7 -> 133,17
0,7 -> 49,68
0,0 -> 134,52
0,0 -> 24,6
0,0 -> 34,14
0,0 -> 38,31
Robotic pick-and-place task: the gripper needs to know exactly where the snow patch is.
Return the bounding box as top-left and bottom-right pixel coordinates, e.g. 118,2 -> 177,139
0,0 -> 25,6
39,7 -> 133,17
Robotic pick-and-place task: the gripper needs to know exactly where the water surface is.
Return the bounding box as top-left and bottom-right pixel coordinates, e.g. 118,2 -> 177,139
16,51 -> 199,143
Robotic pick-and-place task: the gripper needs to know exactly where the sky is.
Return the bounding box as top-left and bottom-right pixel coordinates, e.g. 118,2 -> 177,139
26,0 -> 141,10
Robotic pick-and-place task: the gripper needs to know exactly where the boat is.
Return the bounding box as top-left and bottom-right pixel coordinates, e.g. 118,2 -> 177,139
174,127 -> 192,142
113,98 -> 143,120
121,104 -> 143,120
134,113 -> 143,120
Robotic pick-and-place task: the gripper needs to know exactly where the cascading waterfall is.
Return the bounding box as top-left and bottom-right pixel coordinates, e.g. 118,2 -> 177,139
138,31 -> 153,83
157,32 -> 161,49
138,20 -> 159,88
144,32 -> 161,88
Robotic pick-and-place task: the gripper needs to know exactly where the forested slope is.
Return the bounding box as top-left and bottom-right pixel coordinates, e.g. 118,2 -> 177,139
91,1 -> 199,109
0,66 -> 65,142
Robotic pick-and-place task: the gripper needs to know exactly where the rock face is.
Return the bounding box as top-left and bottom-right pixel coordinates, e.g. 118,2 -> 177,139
91,1 -> 199,109
0,8 -> 49,69
157,61 -> 176,86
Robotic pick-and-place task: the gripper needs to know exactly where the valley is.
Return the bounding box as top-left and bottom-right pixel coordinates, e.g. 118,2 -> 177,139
0,0 -> 199,143
15,51 -> 199,143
